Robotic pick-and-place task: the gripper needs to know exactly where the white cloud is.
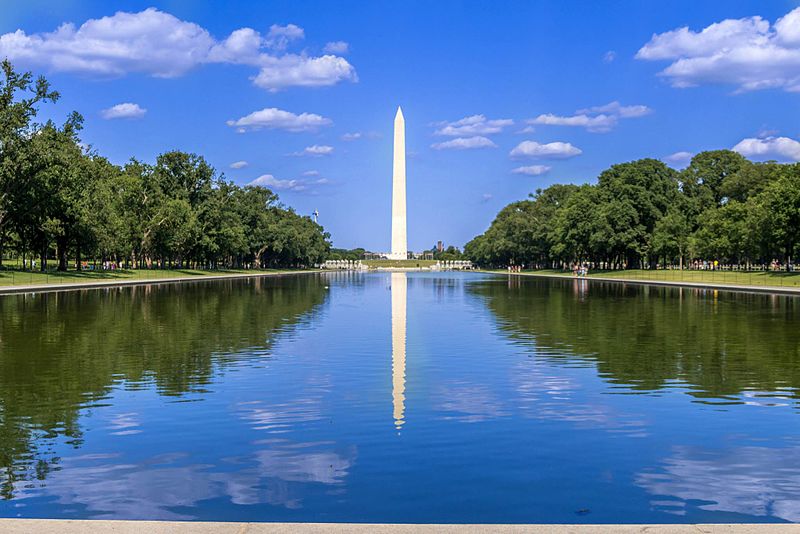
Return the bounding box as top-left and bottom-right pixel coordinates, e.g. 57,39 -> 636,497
227,107 -> 332,133
516,125 -> 536,134
637,17 -> 770,60
248,172 -> 333,193
577,101 -> 653,118
324,41 -> 349,54
207,27 -> 263,63
229,160 -> 248,169
510,141 -> 582,159
603,50 -> 616,63
100,102 -> 146,119
249,174 -> 306,191
341,132 -> 362,141
530,113 -> 617,133
252,54 -> 357,92
0,8 -> 213,78
0,8 -> 356,91
481,193 -> 493,203
434,115 -> 513,136
663,151 -> 694,167
431,136 -> 497,150
776,8 -> 800,46
291,145 -> 334,157
530,101 -> 652,133
636,7 -> 800,92
511,165 -> 552,176
264,24 -> 304,50
732,136 -> 800,161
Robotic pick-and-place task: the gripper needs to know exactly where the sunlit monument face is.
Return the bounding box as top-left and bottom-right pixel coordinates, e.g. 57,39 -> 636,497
390,107 -> 407,260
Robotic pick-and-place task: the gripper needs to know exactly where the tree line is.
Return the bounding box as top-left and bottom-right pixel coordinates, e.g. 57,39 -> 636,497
0,60 -> 330,272
465,150 -> 800,271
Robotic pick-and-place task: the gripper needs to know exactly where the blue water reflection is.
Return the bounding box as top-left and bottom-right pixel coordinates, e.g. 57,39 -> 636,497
0,272 -> 798,523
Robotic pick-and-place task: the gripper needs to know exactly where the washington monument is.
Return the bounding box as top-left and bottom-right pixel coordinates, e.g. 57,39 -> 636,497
390,107 -> 407,260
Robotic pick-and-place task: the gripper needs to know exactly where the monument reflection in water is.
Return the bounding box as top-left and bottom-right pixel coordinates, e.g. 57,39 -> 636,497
391,272 -> 407,430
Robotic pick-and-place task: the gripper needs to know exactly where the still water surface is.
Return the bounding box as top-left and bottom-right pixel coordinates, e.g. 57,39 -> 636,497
0,272 -> 798,523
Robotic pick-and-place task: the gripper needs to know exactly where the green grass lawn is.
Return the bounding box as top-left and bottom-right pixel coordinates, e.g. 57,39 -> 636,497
362,259 -> 437,268
0,267 -> 299,288
503,268 -> 800,288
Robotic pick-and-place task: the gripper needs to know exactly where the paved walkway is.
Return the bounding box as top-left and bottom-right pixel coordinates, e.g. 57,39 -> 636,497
0,270 -> 316,296
506,271 -> 800,296
0,521 -> 796,533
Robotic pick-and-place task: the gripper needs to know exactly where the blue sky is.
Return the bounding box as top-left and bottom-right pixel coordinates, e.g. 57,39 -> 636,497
1,1 -> 799,251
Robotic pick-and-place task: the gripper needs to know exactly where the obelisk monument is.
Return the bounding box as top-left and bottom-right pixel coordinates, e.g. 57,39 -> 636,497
390,107 -> 408,260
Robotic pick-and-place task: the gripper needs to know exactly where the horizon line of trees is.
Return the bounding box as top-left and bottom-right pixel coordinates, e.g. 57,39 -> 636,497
327,245 -> 466,262
1,60 -> 331,272
465,150 -> 800,271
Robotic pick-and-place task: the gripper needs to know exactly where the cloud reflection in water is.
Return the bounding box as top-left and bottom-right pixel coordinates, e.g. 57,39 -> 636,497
637,444 -> 800,522
12,440 -> 356,519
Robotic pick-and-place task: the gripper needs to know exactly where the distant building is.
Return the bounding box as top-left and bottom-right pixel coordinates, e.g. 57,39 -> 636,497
437,241 -> 444,253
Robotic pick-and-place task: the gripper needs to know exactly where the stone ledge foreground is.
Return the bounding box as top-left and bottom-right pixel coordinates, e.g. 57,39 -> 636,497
0,522 -> 797,533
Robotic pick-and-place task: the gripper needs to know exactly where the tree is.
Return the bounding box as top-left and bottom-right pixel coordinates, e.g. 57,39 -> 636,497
466,200 -> 537,267
34,113 -> 85,271
748,164 -> 800,270
652,208 -> 691,269
596,158 -> 679,267
78,155 -> 125,268
551,185 -> 601,264
720,161 -> 780,203
234,185 -> 280,267
327,248 -> 366,261
528,184 -> 578,266
681,150 -> 748,210
464,184 -> 579,268
0,60 -> 59,267
691,202 -> 751,265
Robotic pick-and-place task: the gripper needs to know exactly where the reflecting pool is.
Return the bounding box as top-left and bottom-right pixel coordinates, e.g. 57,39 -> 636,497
0,272 -> 798,523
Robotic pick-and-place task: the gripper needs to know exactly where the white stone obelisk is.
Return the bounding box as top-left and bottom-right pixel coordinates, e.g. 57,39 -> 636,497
390,107 -> 407,260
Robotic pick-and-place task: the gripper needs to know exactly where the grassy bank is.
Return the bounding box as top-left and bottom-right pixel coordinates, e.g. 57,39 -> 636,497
500,268 -> 800,289
0,267 -> 303,288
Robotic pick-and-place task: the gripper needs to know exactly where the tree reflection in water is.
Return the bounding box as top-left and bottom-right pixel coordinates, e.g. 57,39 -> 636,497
469,276 -> 800,402
0,275 -> 328,500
